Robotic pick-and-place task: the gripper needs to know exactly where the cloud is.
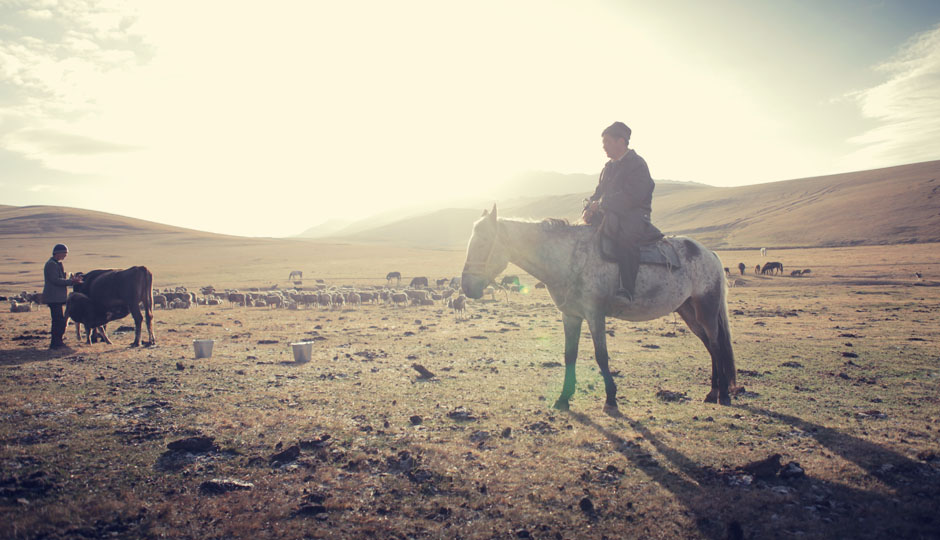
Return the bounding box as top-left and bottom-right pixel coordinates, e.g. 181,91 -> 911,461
10,128 -> 140,155
843,24 -> 940,168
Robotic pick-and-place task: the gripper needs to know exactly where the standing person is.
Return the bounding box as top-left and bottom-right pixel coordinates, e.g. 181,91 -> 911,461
42,243 -> 81,349
582,121 -> 664,300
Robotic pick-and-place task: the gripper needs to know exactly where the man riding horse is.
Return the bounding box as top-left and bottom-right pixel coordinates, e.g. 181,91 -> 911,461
582,121 -> 664,301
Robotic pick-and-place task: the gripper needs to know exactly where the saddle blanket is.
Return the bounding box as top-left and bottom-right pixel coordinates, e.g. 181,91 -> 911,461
639,240 -> 681,268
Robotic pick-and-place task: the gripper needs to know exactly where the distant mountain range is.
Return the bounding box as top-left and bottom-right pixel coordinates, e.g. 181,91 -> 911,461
310,160 -> 940,249
3,160 -> 939,250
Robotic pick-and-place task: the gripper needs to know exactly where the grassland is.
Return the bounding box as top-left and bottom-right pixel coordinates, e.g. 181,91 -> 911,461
1,240 -> 939,539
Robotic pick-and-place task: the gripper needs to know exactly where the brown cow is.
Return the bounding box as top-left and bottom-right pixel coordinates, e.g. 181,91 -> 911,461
72,266 -> 155,347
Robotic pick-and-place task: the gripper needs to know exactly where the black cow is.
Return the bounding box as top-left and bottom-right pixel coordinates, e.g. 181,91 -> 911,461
70,266 -> 155,347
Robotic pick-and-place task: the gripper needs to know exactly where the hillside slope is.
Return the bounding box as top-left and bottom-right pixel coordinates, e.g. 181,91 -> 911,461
342,160 -> 940,249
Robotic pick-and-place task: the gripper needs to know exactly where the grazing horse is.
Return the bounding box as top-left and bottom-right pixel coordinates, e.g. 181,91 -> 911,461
738,262 -> 746,275
409,276 -> 429,288
288,270 -> 303,281
761,262 -> 784,275
386,271 -> 402,285
461,206 -> 737,412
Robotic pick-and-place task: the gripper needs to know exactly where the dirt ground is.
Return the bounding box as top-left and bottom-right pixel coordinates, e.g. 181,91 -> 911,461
1,240 -> 939,539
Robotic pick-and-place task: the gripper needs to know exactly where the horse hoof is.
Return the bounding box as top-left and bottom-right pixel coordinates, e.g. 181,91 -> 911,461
553,400 -> 570,411
718,395 -> 732,406
603,403 -> 622,417
703,394 -> 718,404
129,343 -> 140,348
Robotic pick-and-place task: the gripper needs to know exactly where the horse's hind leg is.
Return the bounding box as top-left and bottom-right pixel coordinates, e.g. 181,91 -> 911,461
677,293 -> 736,405
553,314 -> 583,411
586,313 -> 619,414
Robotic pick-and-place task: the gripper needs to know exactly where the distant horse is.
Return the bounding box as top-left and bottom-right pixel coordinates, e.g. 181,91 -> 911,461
760,247 -> 767,257
755,264 -> 761,275
461,206 -> 737,412
386,271 -> 402,285
409,276 -> 429,288
790,270 -> 803,277
288,270 -> 303,281
761,262 -> 784,275
738,262 -> 746,275
500,275 -> 521,288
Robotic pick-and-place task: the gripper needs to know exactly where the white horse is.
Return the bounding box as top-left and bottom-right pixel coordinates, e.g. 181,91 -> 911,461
461,206 -> 737,413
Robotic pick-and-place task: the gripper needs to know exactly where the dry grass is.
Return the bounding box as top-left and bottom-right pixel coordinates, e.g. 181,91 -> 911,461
2,238 -> 940,539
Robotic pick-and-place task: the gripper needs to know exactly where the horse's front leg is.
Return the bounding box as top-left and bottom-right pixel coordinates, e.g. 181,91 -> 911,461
586,313 -> 619,414
553,313 -> 583,411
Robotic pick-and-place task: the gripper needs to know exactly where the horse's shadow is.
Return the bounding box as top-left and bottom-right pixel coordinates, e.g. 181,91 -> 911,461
569,405 -> 939,539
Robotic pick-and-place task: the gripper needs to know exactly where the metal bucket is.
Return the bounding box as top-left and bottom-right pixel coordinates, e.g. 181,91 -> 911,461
291,341 -> 313,363
193,339 -> 214,359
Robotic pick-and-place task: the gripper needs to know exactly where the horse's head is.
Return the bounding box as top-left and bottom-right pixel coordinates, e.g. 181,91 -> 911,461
462,205 -> 509,299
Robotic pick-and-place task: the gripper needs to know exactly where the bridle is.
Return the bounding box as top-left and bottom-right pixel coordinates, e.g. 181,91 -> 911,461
462,220 -> 504,279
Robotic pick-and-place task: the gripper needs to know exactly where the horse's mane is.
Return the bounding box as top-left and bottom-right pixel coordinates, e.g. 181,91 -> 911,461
497,216 -> 588,230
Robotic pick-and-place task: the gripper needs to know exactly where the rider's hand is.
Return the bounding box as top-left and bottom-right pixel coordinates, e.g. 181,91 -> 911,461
582,200 -> 600,224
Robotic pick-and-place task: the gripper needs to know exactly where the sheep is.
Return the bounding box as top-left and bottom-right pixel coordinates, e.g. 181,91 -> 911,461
452,294 -> 467,320
331,292 -> 345,309
318,292 -> 333,309
390,292 -> 408,306
10,301 -> 31,313
405,289 -> 429,302
153,294 -> 168,309
345,292 -> 361,306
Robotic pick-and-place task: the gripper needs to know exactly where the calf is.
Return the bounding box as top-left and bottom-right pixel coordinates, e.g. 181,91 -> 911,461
65,292 -> 130,344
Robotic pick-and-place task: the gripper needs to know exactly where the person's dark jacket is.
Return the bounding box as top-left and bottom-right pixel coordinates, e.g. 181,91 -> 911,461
42,257 -> 70,304
589,149 -> 663,244
590,149 -> 655,215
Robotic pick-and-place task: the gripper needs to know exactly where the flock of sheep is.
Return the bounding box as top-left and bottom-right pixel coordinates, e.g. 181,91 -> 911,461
151,278 -> 473,319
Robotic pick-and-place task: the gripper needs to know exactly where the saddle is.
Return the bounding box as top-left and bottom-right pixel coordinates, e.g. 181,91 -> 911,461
598,232 -> 682,269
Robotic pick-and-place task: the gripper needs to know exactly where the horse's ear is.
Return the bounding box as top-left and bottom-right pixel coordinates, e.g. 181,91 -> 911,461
490,204 -> 497,221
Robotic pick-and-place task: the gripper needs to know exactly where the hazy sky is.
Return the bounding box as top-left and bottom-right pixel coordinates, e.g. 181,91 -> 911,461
2,0 -> 939,237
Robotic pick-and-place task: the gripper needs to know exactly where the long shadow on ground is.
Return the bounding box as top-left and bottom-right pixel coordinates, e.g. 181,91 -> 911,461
570,407 -> 940,540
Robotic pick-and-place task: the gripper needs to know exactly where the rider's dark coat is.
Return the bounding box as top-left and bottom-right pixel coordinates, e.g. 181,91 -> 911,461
589,149 -> 663,248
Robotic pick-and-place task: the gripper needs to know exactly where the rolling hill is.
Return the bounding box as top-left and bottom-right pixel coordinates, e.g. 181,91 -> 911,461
334,160 -> 940,249
2,160 -> 939,253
